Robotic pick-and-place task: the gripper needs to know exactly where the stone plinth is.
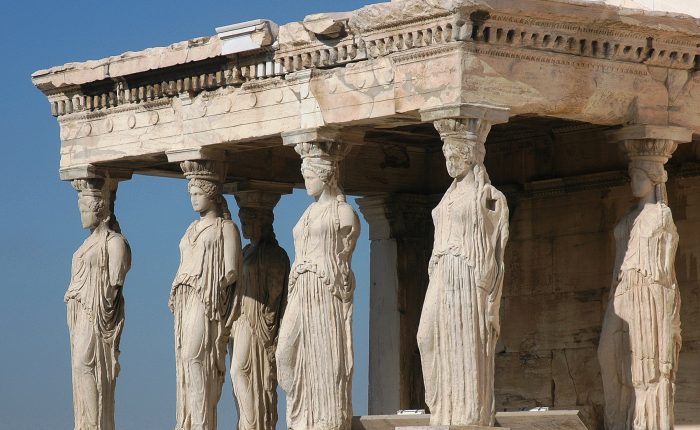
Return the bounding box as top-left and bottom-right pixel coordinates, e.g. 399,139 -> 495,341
351,411 -> 589,430
396,426 -> 507,430
496,410 -> 588,430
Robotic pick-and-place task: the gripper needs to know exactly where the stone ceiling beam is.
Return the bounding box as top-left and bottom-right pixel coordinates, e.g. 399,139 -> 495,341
59,164 -> 133,182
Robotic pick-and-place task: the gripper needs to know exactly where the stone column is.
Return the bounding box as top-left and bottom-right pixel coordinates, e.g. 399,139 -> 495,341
598,125 -> 691,430
223,180 -> 292,430
278,128 -> 360,430
356,194 -> 435,415
416,103 -> 510,428
166,149 -> 243,430
62,166 -> 132,430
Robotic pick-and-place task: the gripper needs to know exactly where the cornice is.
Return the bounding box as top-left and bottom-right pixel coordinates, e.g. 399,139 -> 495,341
37,3 -> 700,120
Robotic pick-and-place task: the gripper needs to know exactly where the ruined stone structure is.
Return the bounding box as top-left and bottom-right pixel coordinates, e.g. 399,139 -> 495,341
33,0 -> 700,429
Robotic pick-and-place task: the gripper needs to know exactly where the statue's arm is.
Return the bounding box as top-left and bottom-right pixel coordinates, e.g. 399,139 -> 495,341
107,236 -> 131,288
338,203 -> 360,259
610,222 -> 627,291
223,221 -> 242,287
661,206 -> 679,284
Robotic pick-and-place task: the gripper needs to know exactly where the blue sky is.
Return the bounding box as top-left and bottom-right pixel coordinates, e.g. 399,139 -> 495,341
0,1 -> 380,428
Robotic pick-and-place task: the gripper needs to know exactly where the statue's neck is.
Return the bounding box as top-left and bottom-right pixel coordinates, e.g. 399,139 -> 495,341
637,190 -> 657,209
199,208 -> 219,221
316,187 -> 339,204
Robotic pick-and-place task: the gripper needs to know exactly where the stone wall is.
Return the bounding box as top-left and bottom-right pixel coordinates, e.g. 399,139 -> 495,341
495,177 -> 700,429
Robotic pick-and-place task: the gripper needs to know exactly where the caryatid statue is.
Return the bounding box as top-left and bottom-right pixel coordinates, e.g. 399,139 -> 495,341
229,190 -> 290,430
276,133 -> 361,430
417,105 -> 510,427
598,127 -> 689,430
170,160 -> 242,430
66,177 -> 131,430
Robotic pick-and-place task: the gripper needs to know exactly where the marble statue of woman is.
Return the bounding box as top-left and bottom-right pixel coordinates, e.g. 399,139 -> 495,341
170,160 -> 242,430
417,135 -> 509,427
598,158 -> 681,430
229,194 -> 289,430
66,178 -> 131,430
276,142 -> 360,430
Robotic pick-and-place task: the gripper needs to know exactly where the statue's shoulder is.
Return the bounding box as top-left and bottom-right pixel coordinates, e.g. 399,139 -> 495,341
268,243 -> 291,263
656,203 -> 676,231
221,218 -> 240,233
105,229 -> 127,245
483,183 -> 506,201
106,231 -> 131,258
337,200 -> 358,216
337,200 -> 359,223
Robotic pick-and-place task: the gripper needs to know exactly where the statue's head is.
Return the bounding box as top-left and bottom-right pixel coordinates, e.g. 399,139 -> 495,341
181,160 -> 230,219
622,139 -> 676,205
442,138 -> 484,180
188,179 -> 221,214
295,141 -> 347,198
235,191 -> 281,243
73,179 -> 108,230
301,158 -> 336,197
629,159 -> 667,201
239,207 -> 274,242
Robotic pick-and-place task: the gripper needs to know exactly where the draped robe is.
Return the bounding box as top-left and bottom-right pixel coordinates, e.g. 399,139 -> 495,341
66,225 -> 131,430
276,199 -> 358,430
599,203 -> 681,430
417,172 -> 509,427
230,238 -> 289,430
170,218 -> 238,430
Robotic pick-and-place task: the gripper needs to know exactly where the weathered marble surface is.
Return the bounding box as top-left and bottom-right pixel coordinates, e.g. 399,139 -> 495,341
29,0 -> 700,428
351,411 -> 588,430
170,160 -> 242,430
229,191 -> 289,430
31,0 -> 700,177
66,178 -> 131,430
276,136 -> 361,430
418,106 -> 509,427
598,130 -> 686,430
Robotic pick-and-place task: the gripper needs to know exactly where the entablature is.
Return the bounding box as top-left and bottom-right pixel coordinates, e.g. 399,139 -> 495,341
32,0 -> 700,189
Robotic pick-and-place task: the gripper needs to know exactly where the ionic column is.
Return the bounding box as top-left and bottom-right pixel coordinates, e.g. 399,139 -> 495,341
356,194 -> 436,414
598,125 -> 691,430
417,103 -> 510,427
62,166 -> 132,430
166,149 -> 243,430
278,128 -> 360,430
224,181 -> 292,430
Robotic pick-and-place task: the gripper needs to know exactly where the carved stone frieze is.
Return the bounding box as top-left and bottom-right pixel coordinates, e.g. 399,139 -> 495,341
34,0 -> 700,123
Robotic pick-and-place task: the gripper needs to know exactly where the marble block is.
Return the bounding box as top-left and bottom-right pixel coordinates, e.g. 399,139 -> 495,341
396,426 -> 508,430
351,411 -> 589,430
495,410 -> 588,430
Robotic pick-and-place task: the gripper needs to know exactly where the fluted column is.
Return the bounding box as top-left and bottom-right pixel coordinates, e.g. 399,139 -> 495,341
356,194 -> 436,415
63,167 -> 132,430
278,128 -> 360,430
417,103 -> 510,427
598,125 -> 691,430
